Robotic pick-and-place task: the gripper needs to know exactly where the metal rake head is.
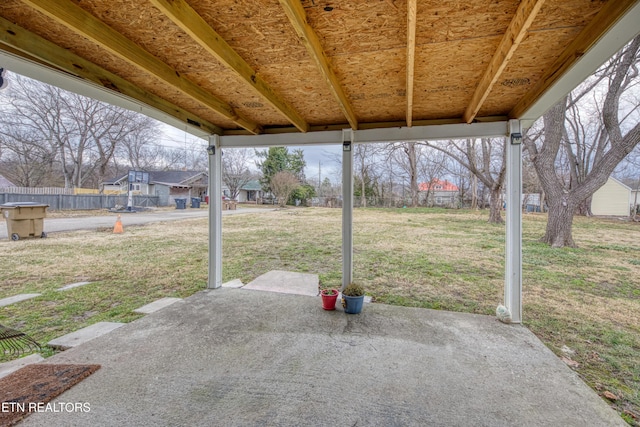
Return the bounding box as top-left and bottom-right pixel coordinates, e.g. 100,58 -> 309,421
0,324 -> 41,357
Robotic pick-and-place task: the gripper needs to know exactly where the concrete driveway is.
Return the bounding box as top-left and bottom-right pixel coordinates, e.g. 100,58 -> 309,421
0,207 -> 274,239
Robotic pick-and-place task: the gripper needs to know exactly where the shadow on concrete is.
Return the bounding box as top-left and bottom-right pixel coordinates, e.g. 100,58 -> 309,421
21,288 -> 624,426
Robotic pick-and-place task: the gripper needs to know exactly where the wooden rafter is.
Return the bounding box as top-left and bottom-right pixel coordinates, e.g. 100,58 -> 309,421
510,0 -> 639,119
149,0 -> 309,133
278,0 -> 359,130
19,0 -> 262,134
463,0 -> 545,124
0,17 -> 222,135
406,0 -> 417,127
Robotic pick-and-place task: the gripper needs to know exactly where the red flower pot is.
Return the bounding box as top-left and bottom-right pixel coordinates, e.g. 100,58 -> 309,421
320,289 -> 339,310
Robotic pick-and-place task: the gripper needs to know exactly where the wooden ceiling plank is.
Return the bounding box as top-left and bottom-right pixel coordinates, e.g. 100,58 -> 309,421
149,0 -> 309,133
0,17 -> 222,135
510,0 -> 639,119
278,0 -> 359,130
463,0 -> 546,124
406,0 -> 417,127
19,0 -> 261,134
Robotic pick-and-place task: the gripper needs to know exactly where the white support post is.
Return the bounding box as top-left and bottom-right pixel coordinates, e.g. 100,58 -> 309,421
341,130 -> 354,291
207,135 -> 222,289
504,120 -> 523,323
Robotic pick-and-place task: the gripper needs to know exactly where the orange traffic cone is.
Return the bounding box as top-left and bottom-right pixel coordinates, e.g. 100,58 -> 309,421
113,214 -> 124,234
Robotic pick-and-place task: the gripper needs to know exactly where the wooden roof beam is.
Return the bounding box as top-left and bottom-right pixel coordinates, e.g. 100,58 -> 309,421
510,0 -> 639,119
406,0 -> 417,127
0,17 -> 222,135
20,0 -> 262,134
278,0 -> 359,130
149,0 -> 309,133
463,0 -> 545,124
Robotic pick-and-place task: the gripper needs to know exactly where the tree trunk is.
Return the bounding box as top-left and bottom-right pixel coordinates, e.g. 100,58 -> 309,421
471,174 -> 478,209
522,37 -> 640,247
575,196 -> 592,216
542,198 -> 577,247
488,187 -> 504,224
360,154 -> 367,208
406,142 -> 419,207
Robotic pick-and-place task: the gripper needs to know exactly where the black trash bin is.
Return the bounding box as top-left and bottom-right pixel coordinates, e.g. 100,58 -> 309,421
175,198 -> 187,209
191,197 -> 201,208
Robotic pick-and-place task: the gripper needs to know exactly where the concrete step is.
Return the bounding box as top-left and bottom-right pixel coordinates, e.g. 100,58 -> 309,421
0,293 -> 41,307
133,297 -> 182,314
0,353 -> 44,379
57,281 -> 92,291
243,270 -> 319,296
47,322 -> 125,350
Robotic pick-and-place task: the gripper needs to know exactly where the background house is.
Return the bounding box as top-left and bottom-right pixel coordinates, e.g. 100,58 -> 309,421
102,170 -> 208,206
419,179 -> 460,208
236,180 -> 264,203
591,177 -> 631,217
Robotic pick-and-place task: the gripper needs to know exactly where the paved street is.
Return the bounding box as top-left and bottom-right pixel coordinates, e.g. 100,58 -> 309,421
0,207 -> 274,239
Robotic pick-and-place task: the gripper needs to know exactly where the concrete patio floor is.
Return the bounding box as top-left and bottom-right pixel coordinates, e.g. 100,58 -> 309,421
20,288 -> 624,426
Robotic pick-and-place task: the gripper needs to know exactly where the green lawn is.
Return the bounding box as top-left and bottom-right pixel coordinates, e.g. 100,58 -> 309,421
1,207 -> 638,424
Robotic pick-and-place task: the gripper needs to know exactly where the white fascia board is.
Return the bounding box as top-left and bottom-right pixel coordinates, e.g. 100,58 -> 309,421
221,121 -> 509,148
220,130 -> 344,148
351,122 -> 508,143
0,50 -> 210,140
519,1 -> 640,127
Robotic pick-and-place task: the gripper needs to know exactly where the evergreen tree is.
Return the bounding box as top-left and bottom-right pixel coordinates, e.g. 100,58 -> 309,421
255,147 -> 306,193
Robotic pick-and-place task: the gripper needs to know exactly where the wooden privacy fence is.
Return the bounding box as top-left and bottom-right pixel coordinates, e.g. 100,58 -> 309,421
0,186 -> 74,195
0,193 -> 161,210
0,187 -> 101,195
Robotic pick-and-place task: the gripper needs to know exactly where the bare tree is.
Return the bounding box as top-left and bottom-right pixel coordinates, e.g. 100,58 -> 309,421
353,144 -> 380,207
445,156 -> 474,208
0,75 -> 64,186
0,73 -> 161,188
270,171 -> 300,207
91,109 -> 159,186
183,145 -> 208,171
386,142 -> 421,207
222,148 -> 254,200
525,36 -> 640,247
146,143 -> 207,172
116,120 -> 163,171
422,138 -> 507,223
417,147 -> 449,207
522,149 -> 543,211
157,147 -> 186,170
0,140 -> 59,187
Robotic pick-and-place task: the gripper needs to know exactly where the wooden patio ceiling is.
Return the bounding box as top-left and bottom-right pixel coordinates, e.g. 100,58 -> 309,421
1,0 -> 639,137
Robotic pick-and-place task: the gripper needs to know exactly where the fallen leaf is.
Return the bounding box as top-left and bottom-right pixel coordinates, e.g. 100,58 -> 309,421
561,356 -> 580,368
602,391 -> 618,401
561,345 -> 575,355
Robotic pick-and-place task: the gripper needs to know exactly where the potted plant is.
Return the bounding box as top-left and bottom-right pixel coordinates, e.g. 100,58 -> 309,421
320,288 -> 339,310
341,283 -> 365,314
